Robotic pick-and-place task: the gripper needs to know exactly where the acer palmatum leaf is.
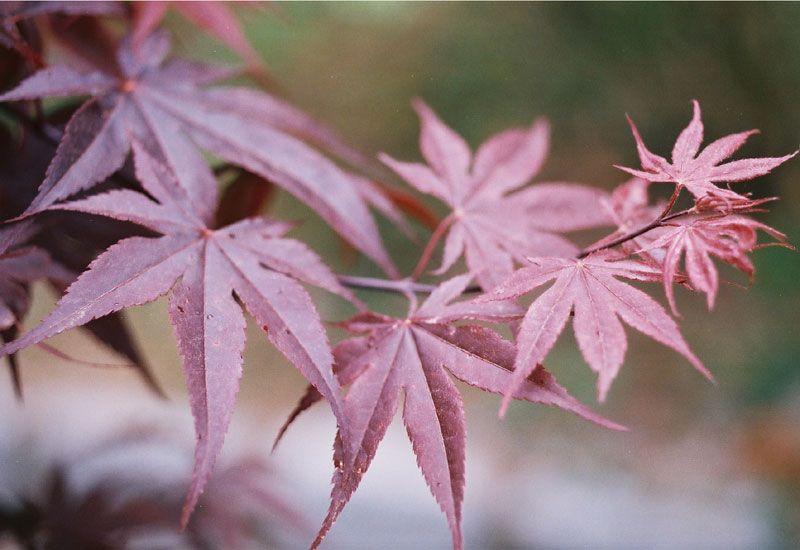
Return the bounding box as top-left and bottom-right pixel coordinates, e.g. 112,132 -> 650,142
477,251 -> 711,413
583,178 -> 675,264
0,31 -> 397,276
0,223 -> 75,395
131,2 -> 264,74
636,214 -> 790,315
616,100 -> 797,205
304,274 -> 623,550
602,178 -> 662,238
0,2 -> 122,65
381,99 -> 612,290
0,142 -> 354,527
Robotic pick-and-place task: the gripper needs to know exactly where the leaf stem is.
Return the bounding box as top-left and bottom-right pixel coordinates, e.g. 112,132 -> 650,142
409,211 -> 457,281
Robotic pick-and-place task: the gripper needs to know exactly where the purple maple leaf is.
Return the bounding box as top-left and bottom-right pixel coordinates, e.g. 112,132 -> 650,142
381,99 -> 612,290
616,100 -> 797,205
0,141 -> 356,526
0,31 -> 397,276
284,274 -> 624,550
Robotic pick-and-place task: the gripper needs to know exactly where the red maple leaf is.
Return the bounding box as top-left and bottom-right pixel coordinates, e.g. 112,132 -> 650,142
284,274 -> 624,550
477,251 -> 711,412
0,141 -> 356,527
381,99 -> 611,290
636,214 -> 789,314
0,31 -> 397,276
616,100 -> 796,206
130,2 -> 264,75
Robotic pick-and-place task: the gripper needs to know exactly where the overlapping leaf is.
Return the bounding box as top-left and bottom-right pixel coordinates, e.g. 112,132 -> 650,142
381,99 -> 611,290
289,275 -> 624,550
0,31 -> 397,276
0,224 -> 73,395
636,214 -> 789,314
477,251 -> 711,412
0,1 -> 122,65
131,2 -> 264,74
0,142 -> 353,527
616,100 -> 797,207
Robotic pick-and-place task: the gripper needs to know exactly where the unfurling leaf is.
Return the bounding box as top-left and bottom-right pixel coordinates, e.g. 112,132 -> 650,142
636,214 -> 790,314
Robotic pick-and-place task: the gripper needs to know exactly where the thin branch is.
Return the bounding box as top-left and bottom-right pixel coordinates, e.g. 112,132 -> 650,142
577,184 -> 688,259
338,275 -> 480,295
339,275 -> 437,294
342,184 -> 696,295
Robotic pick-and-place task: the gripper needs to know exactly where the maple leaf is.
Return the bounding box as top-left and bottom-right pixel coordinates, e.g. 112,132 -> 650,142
0,224 -> 74,396
0,246 -> 64,332
0,141 -> 355,527
636,214 -> 790,314
381,99 -> 612,290
295,274 -> 625,550
616,100 -> 797,205
0,30 -> 397,276
477,251 -> 711,412
131,1 -> 265,76
0,1 -> 122,67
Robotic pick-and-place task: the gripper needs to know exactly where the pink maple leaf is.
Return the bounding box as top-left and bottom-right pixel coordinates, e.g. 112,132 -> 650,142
131,2 -> 264,74
477,251 -> 712,412
636,214 -> 789,314
0,31 -> 397,276
615,100 -> 796,205
381,99 -> 612,290
272,274 -> 623,550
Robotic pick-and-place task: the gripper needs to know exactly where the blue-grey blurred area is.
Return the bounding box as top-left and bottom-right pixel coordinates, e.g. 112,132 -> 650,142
3,3 -> 799,549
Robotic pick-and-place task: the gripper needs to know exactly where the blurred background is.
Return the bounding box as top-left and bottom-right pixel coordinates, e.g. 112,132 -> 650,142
3,3 -> 799,549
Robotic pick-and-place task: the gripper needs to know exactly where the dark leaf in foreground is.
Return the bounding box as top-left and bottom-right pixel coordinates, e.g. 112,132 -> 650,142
0,224 -> 73,396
